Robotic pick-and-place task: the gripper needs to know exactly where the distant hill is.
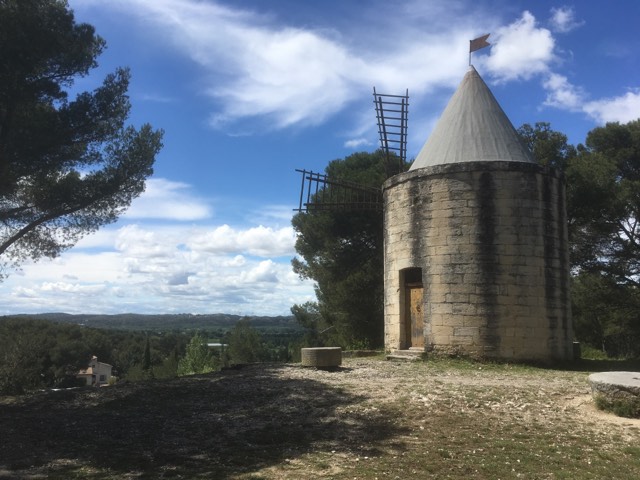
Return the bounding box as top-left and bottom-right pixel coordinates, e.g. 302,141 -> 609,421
2,312 -> 302,333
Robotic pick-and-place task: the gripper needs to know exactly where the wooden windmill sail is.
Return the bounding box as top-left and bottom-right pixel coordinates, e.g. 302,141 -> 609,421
295,88 -> 409,213
374,87 -> 409,179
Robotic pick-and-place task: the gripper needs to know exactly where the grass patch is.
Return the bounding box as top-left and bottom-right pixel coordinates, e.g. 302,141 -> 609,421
594,393 -> 640,418
580,345 -> 611,360
415,354 -> 549,374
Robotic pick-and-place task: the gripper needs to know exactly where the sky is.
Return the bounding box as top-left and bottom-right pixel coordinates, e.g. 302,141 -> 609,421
2,0 -> 640,317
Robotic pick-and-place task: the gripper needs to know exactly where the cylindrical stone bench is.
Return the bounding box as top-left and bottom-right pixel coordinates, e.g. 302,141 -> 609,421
589,371 -> 640,418
301,347 -> 342,368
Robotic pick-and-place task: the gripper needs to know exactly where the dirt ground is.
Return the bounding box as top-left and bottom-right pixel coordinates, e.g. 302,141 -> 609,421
1,357 -> 639,479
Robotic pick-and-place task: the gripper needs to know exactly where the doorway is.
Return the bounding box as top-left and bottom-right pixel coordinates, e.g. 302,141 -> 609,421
401,268 -> 424,349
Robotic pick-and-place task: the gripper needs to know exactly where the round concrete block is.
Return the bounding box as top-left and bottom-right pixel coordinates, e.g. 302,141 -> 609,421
301,347 -> 342,368
589,372 -> 640,395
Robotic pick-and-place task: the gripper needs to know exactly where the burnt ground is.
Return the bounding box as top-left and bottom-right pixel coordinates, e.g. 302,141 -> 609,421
0,361 -> 406,479
1,357 -> 639,479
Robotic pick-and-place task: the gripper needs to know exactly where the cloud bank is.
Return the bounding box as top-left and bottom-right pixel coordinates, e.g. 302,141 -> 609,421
1,175 -> 313,316
3,217 -> 312,316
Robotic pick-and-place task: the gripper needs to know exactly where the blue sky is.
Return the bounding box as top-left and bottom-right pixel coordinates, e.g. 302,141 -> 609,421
2,0 -> 639,316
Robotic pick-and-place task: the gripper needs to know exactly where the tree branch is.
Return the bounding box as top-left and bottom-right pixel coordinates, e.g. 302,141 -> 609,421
0,202 -> 88,257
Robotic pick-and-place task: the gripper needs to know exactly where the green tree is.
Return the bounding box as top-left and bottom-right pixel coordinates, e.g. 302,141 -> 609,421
177,333 -> 216,376
519,120 -> 640,357
0,318 -> 114,393
153,346 -> 180,379
227,319 -> 266,364
292,150 -> 407,348
142,335 -> 151,372
0,321 -> 47,394
290,301 -> 325,347
517,122 -> 576,170
571,272 -> 640,357
564,121 -> 640,356
565,120 -> 640,284
133,334 -> 155,380
0,0 -> 163,278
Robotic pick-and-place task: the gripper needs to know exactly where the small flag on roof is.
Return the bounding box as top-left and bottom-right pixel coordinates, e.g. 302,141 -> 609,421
470,33 -> 490,53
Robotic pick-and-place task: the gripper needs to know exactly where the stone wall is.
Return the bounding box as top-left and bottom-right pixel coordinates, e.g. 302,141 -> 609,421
383,161 -> 573,361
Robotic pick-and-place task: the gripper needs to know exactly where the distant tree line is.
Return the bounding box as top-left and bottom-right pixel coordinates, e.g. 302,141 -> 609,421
0,317 -> 302,395
4,312 -> 303,333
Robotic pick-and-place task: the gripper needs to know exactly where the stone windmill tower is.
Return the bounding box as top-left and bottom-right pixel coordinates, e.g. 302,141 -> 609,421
383,65 -> 574,361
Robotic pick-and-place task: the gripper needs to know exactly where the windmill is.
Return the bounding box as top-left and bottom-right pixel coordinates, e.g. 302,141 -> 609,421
294,88 -> 409,213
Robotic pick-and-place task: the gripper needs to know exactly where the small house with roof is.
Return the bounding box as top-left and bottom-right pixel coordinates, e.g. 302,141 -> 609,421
77,356 -> 113,387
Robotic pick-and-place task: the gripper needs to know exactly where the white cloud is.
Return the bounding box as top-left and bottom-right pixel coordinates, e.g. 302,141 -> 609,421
74,229 -> 119,249
123,178 -> 212,221
541,73 -> 640,125
209,28 -> 361,129
41,282 -> 108,295
484,11 -> 556,82
543,73 -> 585,110
549,6 -> 584,33
99,0 -> 362,129
115,225 -> 176,259
11,287 -> 38,299
18,252 -> 125,284
583,90 -> 640,124
188,224 -> 296,257
344,138 -> 372,149
225,255 -> 247,267
241,260 -> 279,283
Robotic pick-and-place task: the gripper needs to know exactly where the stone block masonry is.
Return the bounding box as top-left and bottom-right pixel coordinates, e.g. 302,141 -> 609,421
383,161 -> 573,362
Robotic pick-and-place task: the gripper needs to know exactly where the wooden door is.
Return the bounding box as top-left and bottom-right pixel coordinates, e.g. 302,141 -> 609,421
406,285 -> 424,348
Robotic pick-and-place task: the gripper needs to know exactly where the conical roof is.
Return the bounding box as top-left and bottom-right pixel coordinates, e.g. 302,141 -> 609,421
410,66 -> 533,170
